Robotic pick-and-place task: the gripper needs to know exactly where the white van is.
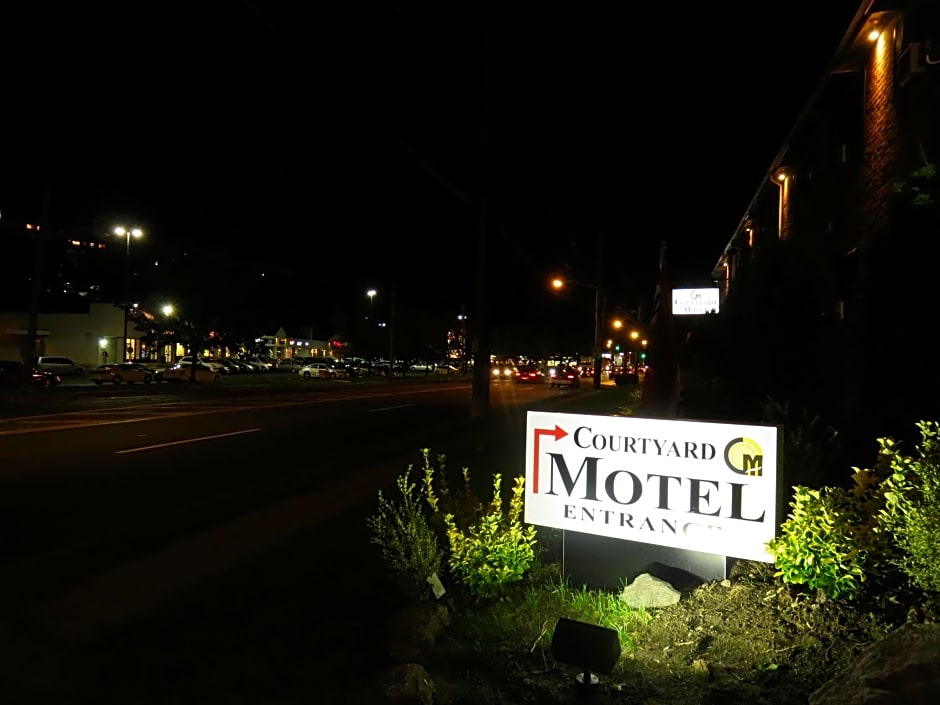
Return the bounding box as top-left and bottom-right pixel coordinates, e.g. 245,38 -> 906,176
35,356 -> 85,376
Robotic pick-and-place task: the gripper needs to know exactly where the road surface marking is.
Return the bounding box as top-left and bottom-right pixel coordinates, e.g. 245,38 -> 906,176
0,383 -> 467,437
368,403 -> 417,413
115,428 -> 261,454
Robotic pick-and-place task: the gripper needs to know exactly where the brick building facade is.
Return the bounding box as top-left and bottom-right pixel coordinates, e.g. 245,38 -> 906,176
713,0 -> 938,314
700,0 -> 939,464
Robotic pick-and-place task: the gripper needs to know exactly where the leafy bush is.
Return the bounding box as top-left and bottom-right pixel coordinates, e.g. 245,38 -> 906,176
369,449 -> 540,601
366,465 -> 445,602
420,448 -> 482,535
442,473 -> 538,599
768,465 -> 891,600
878,421 -> 940,593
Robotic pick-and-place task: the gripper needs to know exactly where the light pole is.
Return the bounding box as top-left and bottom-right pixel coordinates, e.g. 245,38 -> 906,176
366,288 -> 395,374
551,277 -> 603,389
162,304 -> 174,363
114,226 -> 143,362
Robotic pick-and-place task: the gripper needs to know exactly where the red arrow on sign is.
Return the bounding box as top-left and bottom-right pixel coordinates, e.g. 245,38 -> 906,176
532,424 -> 568,493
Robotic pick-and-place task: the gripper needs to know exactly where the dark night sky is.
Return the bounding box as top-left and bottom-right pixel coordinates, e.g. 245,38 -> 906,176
1,1 -> 863,353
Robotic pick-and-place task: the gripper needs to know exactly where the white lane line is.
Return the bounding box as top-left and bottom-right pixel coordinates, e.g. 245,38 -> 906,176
0,383 -> 468,437
368,403 -> 416,413
115,428 -> 261,454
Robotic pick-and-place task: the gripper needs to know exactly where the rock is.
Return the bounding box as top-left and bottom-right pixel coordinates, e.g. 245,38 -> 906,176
375,662 -> 434,705
387,602 -> 451,661
619,573 -> 681,609
809,622 -> 940,705
690,658 -> 712,679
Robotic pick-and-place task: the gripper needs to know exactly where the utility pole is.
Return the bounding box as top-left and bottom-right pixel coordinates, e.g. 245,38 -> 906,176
592,227 -> 606,390
471,17 -> 494,419
389,281 -> 397,377
22,176 -> 55,394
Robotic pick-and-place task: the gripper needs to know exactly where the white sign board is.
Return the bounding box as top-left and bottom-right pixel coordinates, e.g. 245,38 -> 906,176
524,412 -> 781,562
672,288 -> 720,315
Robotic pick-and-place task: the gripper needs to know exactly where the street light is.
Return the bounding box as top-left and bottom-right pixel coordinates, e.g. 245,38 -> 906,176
114,226 -> 143,256
551,277 -> 602,389
366,288 -> 396,374
114,225 -> 144,362
160,304 -> 175,363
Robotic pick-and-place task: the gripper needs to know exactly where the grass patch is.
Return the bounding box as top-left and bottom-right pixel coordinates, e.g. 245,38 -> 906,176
453,561 -> 651,658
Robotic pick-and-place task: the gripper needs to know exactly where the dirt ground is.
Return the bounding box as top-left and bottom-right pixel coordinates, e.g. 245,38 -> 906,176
412,560 -> 940,705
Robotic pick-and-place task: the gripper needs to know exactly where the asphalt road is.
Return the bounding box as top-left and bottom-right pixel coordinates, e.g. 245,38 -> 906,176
0,374 -> 592,608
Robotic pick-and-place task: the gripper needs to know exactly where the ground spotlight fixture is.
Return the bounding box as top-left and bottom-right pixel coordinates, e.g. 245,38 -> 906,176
550,617 -> 621,687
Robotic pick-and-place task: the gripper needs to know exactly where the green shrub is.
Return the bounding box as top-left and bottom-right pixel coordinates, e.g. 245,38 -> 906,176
442,473 -> 538,599
878,422 -> 940,593
768,465 -> 890,600
420,448 -> 482,535
366,465 -> 445,602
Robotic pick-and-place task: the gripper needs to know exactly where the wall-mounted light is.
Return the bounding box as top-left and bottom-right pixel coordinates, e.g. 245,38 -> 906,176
868,29 -> 880,42
771,169 -> 792,240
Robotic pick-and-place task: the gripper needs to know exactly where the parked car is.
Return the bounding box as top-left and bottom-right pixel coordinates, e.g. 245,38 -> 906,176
276,358 -> 310,373
434,362 -> 459,375
89,362 -> 160,385
332,359 -> 359,378
345,358 -> 373,376
232,359 -> 263,372
178,356 -> 226,373
0,360 -> 61,388
242,356 -> 275,371
214,359 -> 244,375
34,355 -> 84,376
163,363 -> 222,383
297,362 -> 345,379
129,358 -> 167,375
370,360 -> 405,376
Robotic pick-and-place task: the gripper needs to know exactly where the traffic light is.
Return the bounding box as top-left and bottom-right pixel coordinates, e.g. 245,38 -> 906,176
614,344 -> 620,351
640,351 -> 647,361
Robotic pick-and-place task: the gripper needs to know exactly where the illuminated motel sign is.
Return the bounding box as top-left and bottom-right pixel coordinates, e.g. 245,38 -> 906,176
672,287 -> 720,315
524,412 -> 781,562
